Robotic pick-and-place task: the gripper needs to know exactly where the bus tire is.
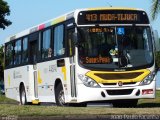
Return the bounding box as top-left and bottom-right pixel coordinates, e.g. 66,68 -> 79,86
112,99 -> 138,108
20,85 -> 28,105
55,83 -> 66,106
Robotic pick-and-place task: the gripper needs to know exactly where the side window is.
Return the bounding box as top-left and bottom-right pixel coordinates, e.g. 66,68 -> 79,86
22,37 -> 28,63
42,29 -> 51,59
14,40 -> 21,65
5,43 -> 13,67
143,28 -> 152,51
54,25 -> 65,57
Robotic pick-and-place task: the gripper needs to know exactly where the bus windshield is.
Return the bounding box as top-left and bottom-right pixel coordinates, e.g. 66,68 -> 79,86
78,26 -> 153,70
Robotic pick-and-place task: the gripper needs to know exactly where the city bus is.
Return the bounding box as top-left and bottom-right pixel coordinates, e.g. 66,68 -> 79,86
4,7 -> 159,107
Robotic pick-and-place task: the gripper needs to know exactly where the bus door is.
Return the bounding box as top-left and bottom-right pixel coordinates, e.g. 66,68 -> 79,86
67,28 -> 77,98
29,41 -> 37,64
29,32 -> 38,98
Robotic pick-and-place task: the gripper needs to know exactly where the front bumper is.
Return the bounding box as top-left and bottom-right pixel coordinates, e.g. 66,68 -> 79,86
76,81 -> 156,103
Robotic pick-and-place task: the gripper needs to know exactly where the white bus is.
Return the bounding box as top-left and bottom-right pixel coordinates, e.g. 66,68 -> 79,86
4,8 -> 159,107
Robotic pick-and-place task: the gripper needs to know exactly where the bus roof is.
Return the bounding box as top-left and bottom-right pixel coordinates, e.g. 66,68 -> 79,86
5,7 -> 145,43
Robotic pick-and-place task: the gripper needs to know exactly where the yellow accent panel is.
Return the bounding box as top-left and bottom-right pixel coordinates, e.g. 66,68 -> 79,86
87,7 -> 137,11
8,75 -> 10,86
38,71 -> 42,84
51,16 -> 65,25
32,100 -> 39,104
86,69 -> 150,84
62,67 -> 67,80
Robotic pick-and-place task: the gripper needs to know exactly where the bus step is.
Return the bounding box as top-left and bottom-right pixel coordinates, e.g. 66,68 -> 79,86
32,99 -> 39,104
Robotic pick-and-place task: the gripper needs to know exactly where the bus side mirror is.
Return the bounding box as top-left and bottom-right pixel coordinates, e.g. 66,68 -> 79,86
154,30 -> 160,52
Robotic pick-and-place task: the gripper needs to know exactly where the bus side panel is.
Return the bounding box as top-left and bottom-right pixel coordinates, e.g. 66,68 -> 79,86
27,65 -> 39,102
36,58 -> 72,103
36,60 -> 57,102
4,66 -> 30,102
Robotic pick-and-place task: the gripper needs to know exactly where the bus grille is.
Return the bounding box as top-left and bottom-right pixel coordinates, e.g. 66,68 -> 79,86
102,82 -> 136,86
102,83 -> 117,86
123,82 -> 136,85
94,72 -> 143,80
106,89 -> 133,95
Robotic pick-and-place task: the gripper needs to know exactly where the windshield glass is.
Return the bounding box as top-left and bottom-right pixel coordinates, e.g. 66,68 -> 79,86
78,26 -> 153,70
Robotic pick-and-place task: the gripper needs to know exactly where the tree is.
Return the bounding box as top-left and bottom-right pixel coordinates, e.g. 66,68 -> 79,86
155,38 -> 160,69
0,0 -> 11,29
151,0 -> 160,20
0,45 -> 4,80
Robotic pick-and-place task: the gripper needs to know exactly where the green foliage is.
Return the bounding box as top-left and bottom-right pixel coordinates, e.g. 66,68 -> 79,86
151,0 -> 160,20
0,45 -> 4,80
0,0 -> 12,29
156,51 -> 160,68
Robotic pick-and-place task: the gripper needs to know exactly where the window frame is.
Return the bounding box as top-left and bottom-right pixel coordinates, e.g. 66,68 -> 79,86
5,42 -> 14,68
14,39 -> 22,65
41,28 -> 52,60
22,36 -> 29,64
53,24 -> 66,58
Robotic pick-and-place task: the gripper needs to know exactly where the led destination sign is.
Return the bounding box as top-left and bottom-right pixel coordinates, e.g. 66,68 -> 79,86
85,14 -> 138,22
78,10 -> 149,25
81,56 -> 111,64
87,27 -> 114,33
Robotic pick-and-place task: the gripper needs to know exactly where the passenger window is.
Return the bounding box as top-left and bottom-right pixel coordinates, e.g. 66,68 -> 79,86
14,40 -> 21,65
5,43 -> 13,67
42,29 -> 51,59
54,25 -> 65,57
22,37 -> 28,63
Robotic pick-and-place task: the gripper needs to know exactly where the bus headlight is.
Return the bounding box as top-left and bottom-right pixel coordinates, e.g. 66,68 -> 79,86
78,74 -> 100,88
139,72 -> 155,85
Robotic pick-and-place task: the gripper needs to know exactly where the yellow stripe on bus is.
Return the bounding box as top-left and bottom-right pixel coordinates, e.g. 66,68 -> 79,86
62,66 -> 67,81
87,7 -> 137,11
38,71 -> 43,84
8,75 -> 10,86
51,16 -> 65,25
86,69 -> 150,84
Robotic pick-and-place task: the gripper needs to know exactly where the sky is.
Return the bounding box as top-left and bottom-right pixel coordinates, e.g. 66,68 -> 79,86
0,0 -> 160,45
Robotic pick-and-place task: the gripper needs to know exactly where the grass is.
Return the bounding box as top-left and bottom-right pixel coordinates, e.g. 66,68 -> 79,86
0,104 -> 160,117
0,95 -> 17,104
0,91 -> 159,117
138,90 -> 160,107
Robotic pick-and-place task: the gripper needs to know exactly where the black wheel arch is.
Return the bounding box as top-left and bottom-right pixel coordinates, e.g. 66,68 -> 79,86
54,79 -> 63,92
19,82 -> 25,95
19,82 -> 28,105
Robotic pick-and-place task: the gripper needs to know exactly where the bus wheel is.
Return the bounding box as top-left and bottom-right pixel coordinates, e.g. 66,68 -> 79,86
20,86 -> 27,105
55,84 -> 66,106
112,99 -> 138,108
